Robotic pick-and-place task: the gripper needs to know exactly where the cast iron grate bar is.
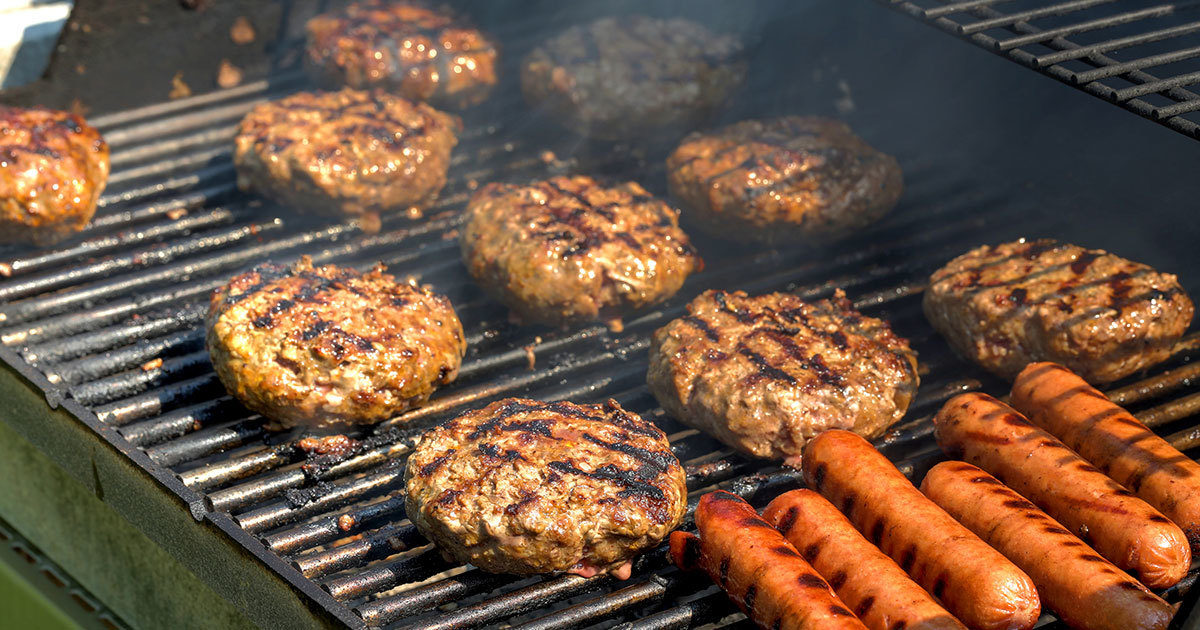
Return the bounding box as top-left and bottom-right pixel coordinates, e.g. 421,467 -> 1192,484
878,0 -> 1200,139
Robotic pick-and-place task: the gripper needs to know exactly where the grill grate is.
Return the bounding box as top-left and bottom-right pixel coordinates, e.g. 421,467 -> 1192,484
3,23 -> 1200,630
878,0 -> 1200,140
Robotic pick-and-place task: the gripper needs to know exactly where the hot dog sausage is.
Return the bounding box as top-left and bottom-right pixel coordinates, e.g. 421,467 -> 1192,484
933,392 -> 1190,589
1012,361 -> 1200,546
801,430 -> 1040,630
670,491 -> 867,630
922,461 -> 1174,630
763,489 -> 966,630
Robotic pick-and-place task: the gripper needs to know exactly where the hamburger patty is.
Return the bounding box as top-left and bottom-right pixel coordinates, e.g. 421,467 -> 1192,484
233,88 -> 458,231
460,175 -> 701,326
0,106 -> 109,245
521,16 -> 744,141
205,257 -> 465,429
648,289 -> 919,462
306,1 -> 498,109
666,117 -> 903,244
405,398 -> 687,577
924,239 -> 1194,384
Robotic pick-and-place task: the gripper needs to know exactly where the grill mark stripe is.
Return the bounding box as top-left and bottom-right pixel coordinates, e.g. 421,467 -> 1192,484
737,346 -> 796,384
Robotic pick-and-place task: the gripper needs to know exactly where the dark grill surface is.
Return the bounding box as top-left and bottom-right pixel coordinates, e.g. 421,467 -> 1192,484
3,9 -> 1200,629
880,0 -> 1200,140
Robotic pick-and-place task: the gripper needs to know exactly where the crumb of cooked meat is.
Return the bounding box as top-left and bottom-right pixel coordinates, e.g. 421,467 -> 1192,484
230,16 -> 256,44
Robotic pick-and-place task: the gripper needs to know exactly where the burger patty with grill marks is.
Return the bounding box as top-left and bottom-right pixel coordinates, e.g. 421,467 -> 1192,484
233,88 -> 458,231
925,238 -> 1194,384
666,117 -> 903,245
206,257 -> 465,430
460,175 -> 702,327
648,289 -> 919,462
521,15 -> 744,141
0,106 -> 109,245
306,0 -> 498,109
405,398 -> 687,577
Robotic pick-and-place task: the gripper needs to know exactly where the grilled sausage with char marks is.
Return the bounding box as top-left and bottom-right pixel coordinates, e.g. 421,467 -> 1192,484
933,393 -> 1190,589
922,461 -> 1174,630
1012,361 -> 1200,548
763,489 -> 965,630
802,430 -> 1040,630
671,490 -> 867,630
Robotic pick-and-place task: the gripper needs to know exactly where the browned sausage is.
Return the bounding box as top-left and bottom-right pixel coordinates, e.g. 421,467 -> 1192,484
763,489 -> 966,630
934,392 -> 1190,589
922,461 -> 1174,630
1012,361 -> 1200,547
669,491 -> 867,630
802,430 -> 1040,630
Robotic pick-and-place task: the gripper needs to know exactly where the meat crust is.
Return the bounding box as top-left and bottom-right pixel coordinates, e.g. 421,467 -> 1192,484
233,88 -> 458,228
0,106 -> 109,245
521,16 -> 744,141
666,117 -> 902,244
404,398 -> 687,576
305,1 -> 498,109
460,175 -> 701,326
205,257 -> 465,429
924,239 -> 1193,383
647,289 -> 919,461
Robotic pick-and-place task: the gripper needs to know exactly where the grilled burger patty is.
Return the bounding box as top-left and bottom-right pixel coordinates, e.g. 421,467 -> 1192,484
0,106 -> 109,245
666,117 -> 903,244
405,398 -> 687,577
460,175 -> 701,326
648,289 -> 919,462
924,238 -> 1193,384
233,88 -> 458,230
206,257 -> 465,429
521,16 -> 744,141
306,0 -> 498,109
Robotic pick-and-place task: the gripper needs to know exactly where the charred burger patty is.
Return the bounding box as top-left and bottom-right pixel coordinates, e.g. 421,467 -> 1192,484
306,0 -> 498,109
405,398 -> 687,577
460,175 -> 701,326
666,116 -> 903,244
0,106 -> 109,245
233,88 -> 458,230
648,289 -> 919,462
206,257 -> 465,429
521,15 -> 744,141
924,238 -> 1193,384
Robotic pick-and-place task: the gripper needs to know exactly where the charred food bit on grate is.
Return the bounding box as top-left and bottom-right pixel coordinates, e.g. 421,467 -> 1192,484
666,116 -> 903,244
521,15 -> 744,141
802,430 -> 1041,630
460,175 -> 701,327
0,106 -> 109,245
405,398 -> 687,578
924,239 -> 1193,384
305,0 -> 498,109
647,289 -> 918,462
205,257 -> 465,430
233,88 -> 458,232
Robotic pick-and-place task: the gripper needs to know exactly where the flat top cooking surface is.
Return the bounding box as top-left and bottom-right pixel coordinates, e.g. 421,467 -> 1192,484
2,3 -> 1200,629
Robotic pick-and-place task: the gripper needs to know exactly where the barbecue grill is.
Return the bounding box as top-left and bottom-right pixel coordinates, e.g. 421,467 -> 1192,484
3,1 -> 1200,628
